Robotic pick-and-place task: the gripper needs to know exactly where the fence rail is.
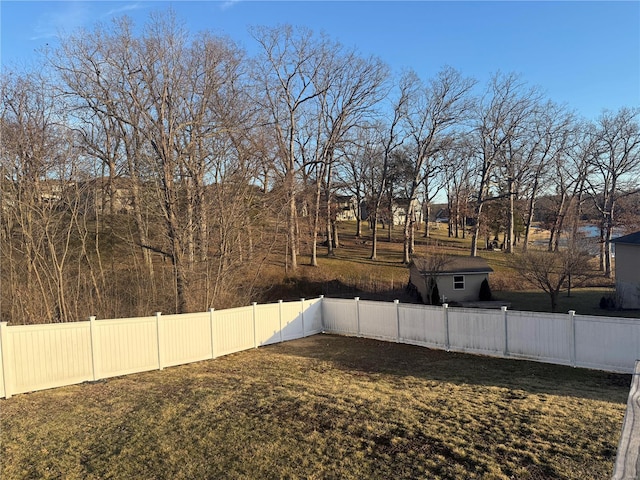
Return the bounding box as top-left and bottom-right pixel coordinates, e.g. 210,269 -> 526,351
0,297 -> 638,400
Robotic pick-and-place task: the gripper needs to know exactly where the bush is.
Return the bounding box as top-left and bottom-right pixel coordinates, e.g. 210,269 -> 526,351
599,296 -> 616,310
479,278 -> 493,301
430,279 -> 441,306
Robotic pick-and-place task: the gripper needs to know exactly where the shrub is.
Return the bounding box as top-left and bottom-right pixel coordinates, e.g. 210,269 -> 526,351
599,296 -> 616,310
430,279 -> 441,306
479,278 -> 493,301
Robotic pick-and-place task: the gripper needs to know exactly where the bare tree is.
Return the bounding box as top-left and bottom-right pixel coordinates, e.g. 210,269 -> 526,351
401,67 -> 475,262
55,13 -> 250,313
544,120 -> 595,253
442,139 -> 475,239
369,79 -> 412,260
307,47 -> 388,265
511,247 -> 593,312
250,25 -> 330,271
470,72 -> 540,256
586,107 -> 640,277
411,249 -> 451,305
520,102 -> 575,251
336,126 -> 379,238
0,71 -> 88,323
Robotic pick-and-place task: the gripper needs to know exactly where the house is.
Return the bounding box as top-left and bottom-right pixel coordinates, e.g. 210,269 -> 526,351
409,255 -> 493,304
391,198 -> 423,226
78,177 -> 136,215
357,197 -> 423,226
334,195 -> 358,221
612,231 -> 640,309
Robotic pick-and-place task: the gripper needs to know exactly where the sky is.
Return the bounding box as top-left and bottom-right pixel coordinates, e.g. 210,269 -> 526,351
1,1 -> 639,121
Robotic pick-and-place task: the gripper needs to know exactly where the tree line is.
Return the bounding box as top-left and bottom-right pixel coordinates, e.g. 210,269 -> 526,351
1,12 -> 639,322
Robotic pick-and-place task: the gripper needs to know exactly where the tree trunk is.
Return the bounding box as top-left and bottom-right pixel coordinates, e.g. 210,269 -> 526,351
506,176 -> 515,253
288,179 -> 298,270
370,212 -> 379,260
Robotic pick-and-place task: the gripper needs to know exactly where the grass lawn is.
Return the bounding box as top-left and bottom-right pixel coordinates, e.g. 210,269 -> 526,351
0,335 -> 629,480
494,288 -> 640,318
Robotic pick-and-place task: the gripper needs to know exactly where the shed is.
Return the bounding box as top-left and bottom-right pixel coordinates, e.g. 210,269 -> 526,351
612,231 -> 640,309
409,255 -> 493,304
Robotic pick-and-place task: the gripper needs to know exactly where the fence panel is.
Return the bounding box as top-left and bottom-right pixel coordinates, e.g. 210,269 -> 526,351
398,304 -> 446,347
358,300 -> 398,341
280,302 -> 304,341
93,316 -> 158,379
303,298 -> 323,336
506,311 -> 572,365
7,322 -> 93,395
322,298 -> 358,335
448,308 -> 504,355
160,312 -> 212,368
214,306 -> 255,357
255,303 -> 282,346
0,324 -> 5,398
575,315 -> 640,372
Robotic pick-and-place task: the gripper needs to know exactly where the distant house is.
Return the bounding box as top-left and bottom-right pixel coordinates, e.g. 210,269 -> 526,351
434,208 -> 449,223
612,231 -> 640,309
392,198 -> 424,226
79,177 -> 135,215
409,255 -> 493,304
357,197 -> 423,226
334,195 -> 358,221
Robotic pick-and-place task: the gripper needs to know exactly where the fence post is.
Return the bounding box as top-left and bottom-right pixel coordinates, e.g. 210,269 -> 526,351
209,308 -> 216,359
89,316 -> 98,381
155,312 -> 164,370
394,300 -> 401,343
301,298 -> 306,338
443,304 -> 450,352
569,310 -> 576,367
502,306 -> 509,357
0,322 -> 12,399
355,297 -> 361,337
252,302 -> 258,349
278,300 -> 284,343
319,295 -> 325,333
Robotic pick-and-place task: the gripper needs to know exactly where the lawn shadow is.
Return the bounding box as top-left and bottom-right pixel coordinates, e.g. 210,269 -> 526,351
267,334 -> 631,404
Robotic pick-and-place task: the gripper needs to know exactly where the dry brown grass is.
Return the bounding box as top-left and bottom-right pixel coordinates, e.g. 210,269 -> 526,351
0,335 -> 629,480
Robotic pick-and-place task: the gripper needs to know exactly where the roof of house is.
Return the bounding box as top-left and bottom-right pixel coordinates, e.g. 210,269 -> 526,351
612,231 -> 640,246
411,255 -> 494,275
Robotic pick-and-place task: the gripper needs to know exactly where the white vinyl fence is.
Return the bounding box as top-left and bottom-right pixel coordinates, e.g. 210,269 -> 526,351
0,296 -> 638,399
321,298 -> 640,373
0,298 -> 322,399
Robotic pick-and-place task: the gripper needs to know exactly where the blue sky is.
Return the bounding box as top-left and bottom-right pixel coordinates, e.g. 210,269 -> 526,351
1,1 -> 638,120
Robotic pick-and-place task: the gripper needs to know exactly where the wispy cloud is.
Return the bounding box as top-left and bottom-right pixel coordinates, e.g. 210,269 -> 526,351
102,3 -> 143,18
220,0 -> 241,12
29,3 -> 90,41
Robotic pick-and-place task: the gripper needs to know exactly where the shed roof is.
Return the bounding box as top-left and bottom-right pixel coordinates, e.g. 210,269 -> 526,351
412,255 -> 493,275
611,231 -> 640,246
